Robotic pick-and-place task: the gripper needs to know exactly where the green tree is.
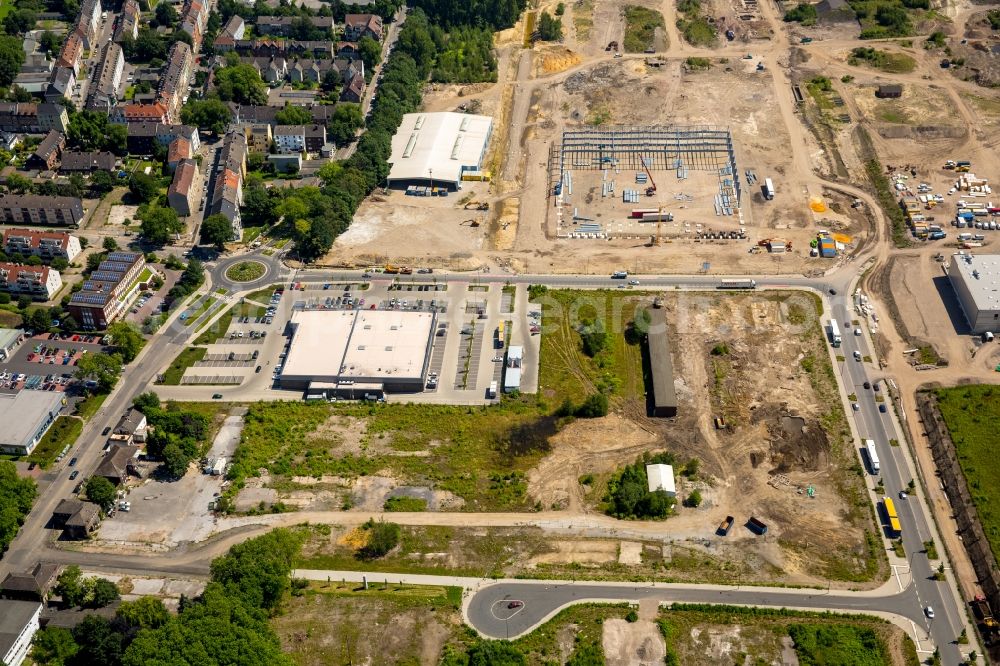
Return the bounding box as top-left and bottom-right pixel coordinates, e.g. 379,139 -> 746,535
89,170 -> 116,195
180,98 -> 233,135
358,35 -> 382,70
209,528 -> 303,609
201,214 -> 234,250
154,2 -> 178,26
538,11 -> 563,40
30,627 -> 79,665
327,103 -> 364,146
5,172 -> 33,194
39,30 -> 62,55
84,476 -> 117,511
103,237 -> 119,252
214,64 -> 268,105
579,318 -> 608,357
106,321 -> 144,363
89,578 -> 121,608
75,352 -> 124,392
241,186 -> 277,227
71,615 -> 123,665
161,440 -> 192,478
116,597 -> 170,630
29,308 -> 52,332
783,2 -> 817,23
129,172 -> 159,203
0,460 -> 37,553
133,391 -> 161,414
0,36 -> 26,86
139,205 -> 182,246
55,565 -> 87,606
575,392 -> 609,418
274,103 -> 312,125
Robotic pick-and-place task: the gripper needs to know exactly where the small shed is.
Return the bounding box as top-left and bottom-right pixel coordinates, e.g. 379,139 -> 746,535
646,463 -> 676,497
876,84 -> 902,99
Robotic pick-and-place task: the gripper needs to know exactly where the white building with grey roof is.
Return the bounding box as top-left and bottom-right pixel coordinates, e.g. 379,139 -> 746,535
948,253 -> 1000,334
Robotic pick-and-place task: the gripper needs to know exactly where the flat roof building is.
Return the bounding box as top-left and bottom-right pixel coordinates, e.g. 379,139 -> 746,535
0,327 -> 24,360
0,391 -> 63,455
387,112 -> 493,190
646,463 -> 676,497
948,254 -> 1000,334
0,194 -> 85,228
280,309 -> 436,393
645,307 -> 678,417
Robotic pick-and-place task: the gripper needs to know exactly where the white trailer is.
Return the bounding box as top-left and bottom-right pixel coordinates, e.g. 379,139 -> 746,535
763,178 -> 775,200
865,439 -> 880,475
828,319 -> 842,347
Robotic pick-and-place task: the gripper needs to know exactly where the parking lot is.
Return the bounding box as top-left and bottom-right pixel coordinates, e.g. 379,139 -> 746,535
0,333 -> 108,394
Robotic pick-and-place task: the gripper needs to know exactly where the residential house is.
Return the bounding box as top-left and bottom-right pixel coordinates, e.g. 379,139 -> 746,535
60,151 -> 116,174
67,251 -> 146,329
0,264 -> 62,300
335,41 -> 359,59
876,84 -> 903,99
167,159 -> 199,217
242,123 -> 272,153
113,0 -> 141,43
220,129 -> 248,178
52,499 -> 100,539
0,132 -> 16,151
179,0 -> 209,51
74,0 -> 102,49
343,14 -> 383,42
111,103 -> 170,125
167,137 -> 192,171
251,56 -> 287,84
86,42 -> 125,112
95,444 -> 141,485
304,124 -> 326,154
0,104 -> 40,133
38,104 -> 70,134
157,42 -> 193,123
0,563 -> 60,603
110,408 -> 148,444
56,33 -> 84,76
340,71 -> 365,103
0,600 -> 42,666
26,130 -> 65,171
45,67 -> 76,104
213,15 -> 246,51
124,122 -> 200,155
0,195 -> 85,227
273,125 -> 305,154
2,229 -> 82,262
232,39 -> 333,58
256,16 -> 334,37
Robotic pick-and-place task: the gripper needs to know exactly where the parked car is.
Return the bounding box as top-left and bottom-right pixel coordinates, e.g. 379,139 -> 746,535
68,457 -> 77,467
69,470 -> 79,480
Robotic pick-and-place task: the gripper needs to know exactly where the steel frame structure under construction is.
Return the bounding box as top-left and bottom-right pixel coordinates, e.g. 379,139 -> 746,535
556,126 -> 741,208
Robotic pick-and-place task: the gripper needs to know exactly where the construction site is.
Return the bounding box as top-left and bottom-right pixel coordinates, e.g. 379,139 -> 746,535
548,126 -> 747,242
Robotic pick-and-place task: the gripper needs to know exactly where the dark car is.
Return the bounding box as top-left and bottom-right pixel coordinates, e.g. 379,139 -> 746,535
863,381 -> 871,389
212,393 -> 223,399
69,470 -> 79,480
102,426 -> 111,436
508,601 -> 523,609
828,288 -> 837,295
879,403 -> 887,413
255,365 -> 262,373
68,457 -> 77,467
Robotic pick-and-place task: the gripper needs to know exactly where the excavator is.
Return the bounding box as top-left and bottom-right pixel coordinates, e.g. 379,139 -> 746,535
642,160 -> 656,197
464,200 -> 490,210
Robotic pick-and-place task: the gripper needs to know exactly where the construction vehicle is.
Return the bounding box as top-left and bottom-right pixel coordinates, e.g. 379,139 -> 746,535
642,159 -> 656,197
384,264 -> 400,274
972,595 -> 999,641
717,515 -> 734,536
464,201 -> 490,210
605,40 -> 619,51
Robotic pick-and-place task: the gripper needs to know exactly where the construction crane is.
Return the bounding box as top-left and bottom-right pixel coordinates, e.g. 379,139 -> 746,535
649,206 -> 665,247
642,159 -> 656,196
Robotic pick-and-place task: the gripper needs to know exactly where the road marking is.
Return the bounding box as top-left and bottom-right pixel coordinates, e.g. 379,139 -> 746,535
490,599 -> 525,620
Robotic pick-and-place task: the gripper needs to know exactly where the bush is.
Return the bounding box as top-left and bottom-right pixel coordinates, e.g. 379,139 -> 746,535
784,2 -> 817,23
575,392 -> 609,418
683,489 -> 702,507
358,519 -> 401,559
625,609 -> 639,622
579,319 -> 608,357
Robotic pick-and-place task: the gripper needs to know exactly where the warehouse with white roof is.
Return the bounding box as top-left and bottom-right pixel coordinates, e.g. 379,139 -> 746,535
948,253 -> 1000,334
386,112 -> 493,190
279,309 -> 436,396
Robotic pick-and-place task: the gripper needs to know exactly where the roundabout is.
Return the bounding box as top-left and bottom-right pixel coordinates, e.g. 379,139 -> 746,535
225,260 -> 267,282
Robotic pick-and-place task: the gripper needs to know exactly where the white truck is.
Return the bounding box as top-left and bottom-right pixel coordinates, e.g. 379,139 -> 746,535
865,439 -> 880,475
488,381 -> 498,398
828,319 -> 842,347
763,178 -> 775,200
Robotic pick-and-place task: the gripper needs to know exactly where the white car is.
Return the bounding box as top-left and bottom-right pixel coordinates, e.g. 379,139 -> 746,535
854,328 -> 862,336
628,279 -> 640,285
924,606 -> 935,618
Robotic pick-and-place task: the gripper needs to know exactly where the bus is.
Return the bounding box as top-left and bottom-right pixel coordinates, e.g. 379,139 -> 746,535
496,321 -> 505,348
865,439 -> 880,475
883,496 -> 902,537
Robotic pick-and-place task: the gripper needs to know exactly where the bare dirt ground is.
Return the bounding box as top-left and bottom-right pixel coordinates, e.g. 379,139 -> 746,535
602,618 -> 666,666
525,291 -> 879,585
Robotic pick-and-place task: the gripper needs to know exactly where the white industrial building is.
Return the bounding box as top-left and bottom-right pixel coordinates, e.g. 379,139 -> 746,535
948,254 -> 1000,334
0,391 -> 63,455
646,463 -> 676,497
387,112 -> 493,190
280,309 -> 436,396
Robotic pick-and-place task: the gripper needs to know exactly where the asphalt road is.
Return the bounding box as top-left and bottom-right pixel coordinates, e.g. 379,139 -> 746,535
0,262 -> 975,661
466,580 -> 923,641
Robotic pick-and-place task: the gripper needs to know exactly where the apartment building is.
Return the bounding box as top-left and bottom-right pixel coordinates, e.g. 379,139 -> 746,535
208,132 -> 247,240
26,130 -> 65,171
0,264 -> 63,300
167,159 -> 199,217
0,195 -> 85,228
113,0 -> 141,43
256,16 -> 334,37
68,252 -> 146,330
124,123 -> 200,155
2,229 -> 82,263
157,42 -> 193,123
86,42 -> 125,112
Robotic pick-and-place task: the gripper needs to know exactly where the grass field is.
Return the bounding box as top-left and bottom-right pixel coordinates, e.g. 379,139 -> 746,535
848,47 -> 916,73
27,416 -> 82,468
0,0 -> 14,21
936,385 -> 1000,566
74,392 -> 108,421
158,347 -> 206,385
623,5 -> 665,52
183,296 -> 217,327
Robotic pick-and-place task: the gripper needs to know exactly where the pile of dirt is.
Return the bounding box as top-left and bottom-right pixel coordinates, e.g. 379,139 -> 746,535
538,46 -> 582,74
751,405 -> 830,473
